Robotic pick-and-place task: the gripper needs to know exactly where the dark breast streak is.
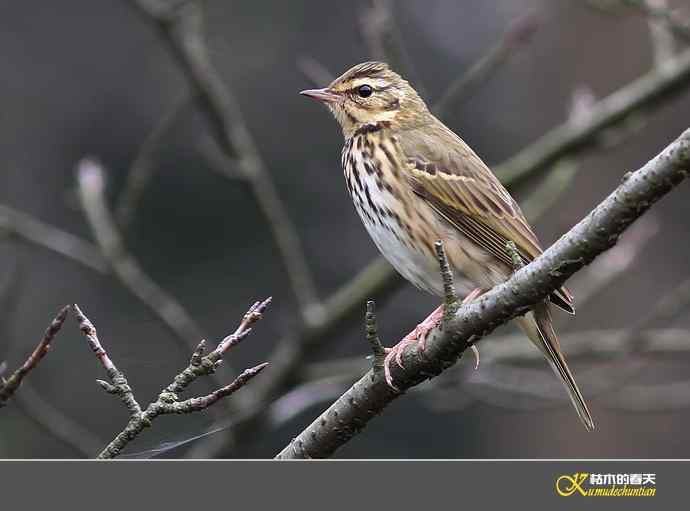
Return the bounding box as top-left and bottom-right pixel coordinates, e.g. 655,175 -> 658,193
342,127 -> 423,253
340,127 -> 458,296
342,135 -> 379,227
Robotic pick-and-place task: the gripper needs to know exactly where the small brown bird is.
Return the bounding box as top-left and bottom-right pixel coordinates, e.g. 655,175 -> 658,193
301,61 -> 594,431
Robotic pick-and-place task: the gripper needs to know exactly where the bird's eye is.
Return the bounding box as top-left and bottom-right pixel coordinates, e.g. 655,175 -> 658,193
357,84 -> 373,98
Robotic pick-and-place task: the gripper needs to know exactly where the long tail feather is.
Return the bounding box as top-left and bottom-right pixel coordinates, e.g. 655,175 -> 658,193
517,302 -> 595,431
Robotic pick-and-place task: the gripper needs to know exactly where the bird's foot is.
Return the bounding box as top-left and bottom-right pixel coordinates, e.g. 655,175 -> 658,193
381,288 -> 484,389
382,306 -> 443,389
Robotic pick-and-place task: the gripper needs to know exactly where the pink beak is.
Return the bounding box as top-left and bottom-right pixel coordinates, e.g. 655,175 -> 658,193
299,87 -> 341,104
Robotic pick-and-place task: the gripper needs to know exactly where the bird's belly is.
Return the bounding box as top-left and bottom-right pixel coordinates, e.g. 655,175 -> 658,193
361,209 -> 444,295
348,168 -> 474,297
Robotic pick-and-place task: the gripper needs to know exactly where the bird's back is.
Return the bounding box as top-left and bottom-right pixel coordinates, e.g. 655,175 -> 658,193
398,117 -> 575,313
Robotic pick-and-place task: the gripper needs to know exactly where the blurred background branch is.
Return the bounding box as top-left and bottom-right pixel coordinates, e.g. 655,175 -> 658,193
0,204 -> 108,272
129,0 -> 321,321
495,45 -> 690,187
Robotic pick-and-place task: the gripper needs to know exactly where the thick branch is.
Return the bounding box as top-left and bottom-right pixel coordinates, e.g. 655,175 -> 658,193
275,128 -> 690,459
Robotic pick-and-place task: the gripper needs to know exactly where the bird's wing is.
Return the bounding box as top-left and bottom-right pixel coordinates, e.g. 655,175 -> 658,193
399,123 -> 574,313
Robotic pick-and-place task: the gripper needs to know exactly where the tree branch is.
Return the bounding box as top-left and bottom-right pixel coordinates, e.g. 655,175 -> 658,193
275,128 -> 690,459
72,299 -> 270,459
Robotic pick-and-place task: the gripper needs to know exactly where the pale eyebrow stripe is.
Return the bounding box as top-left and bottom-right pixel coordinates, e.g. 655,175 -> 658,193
348,77 -> 390,90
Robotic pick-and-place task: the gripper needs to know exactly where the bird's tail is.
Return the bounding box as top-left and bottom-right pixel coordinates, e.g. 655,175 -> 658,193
516,302 -> 595,431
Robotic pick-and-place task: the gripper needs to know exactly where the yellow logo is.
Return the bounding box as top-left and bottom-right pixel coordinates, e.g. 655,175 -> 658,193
556,473 -> 589,496
556,472 -> 656,497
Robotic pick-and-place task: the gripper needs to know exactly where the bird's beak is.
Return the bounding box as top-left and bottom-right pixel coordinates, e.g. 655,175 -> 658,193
299,88 -> 341,104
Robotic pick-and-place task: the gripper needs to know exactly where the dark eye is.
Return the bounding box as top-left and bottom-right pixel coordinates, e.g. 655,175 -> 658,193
357,84 -> 373,98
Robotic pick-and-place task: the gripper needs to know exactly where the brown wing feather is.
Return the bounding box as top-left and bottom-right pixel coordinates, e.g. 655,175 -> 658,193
399,121 -> 574,313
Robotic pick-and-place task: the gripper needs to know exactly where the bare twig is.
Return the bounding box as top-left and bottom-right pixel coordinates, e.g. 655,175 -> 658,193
0,204 -> 107,272
365,301 -> 385,370
0,306 -> 69,407
432,13 -> 539,116
128,0 -> 320,319
275,128 -> 690,458
72,300 -> 270,459
115,93 -> 195,229
435,241 -> 459,319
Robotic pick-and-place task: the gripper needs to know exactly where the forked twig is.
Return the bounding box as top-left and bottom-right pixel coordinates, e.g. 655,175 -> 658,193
72,299 -> 271,459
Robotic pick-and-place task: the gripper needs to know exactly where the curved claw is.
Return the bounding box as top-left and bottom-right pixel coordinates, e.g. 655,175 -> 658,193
470,345 -> 480,370
383,348 -> 400,392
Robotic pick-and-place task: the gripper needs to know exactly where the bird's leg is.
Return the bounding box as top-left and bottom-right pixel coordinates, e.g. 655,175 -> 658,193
414,287 -> 483,364
381,306 -> 442,389
383,288 -> 483,389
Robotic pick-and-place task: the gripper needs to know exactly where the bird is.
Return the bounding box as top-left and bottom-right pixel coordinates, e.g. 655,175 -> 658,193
300,61 -> 594,431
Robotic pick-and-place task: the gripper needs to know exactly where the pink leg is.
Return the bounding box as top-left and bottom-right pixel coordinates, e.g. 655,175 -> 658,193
382,288 -> 483,389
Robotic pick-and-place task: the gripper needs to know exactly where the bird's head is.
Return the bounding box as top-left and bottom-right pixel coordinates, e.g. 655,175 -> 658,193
300,61 -> 430,138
